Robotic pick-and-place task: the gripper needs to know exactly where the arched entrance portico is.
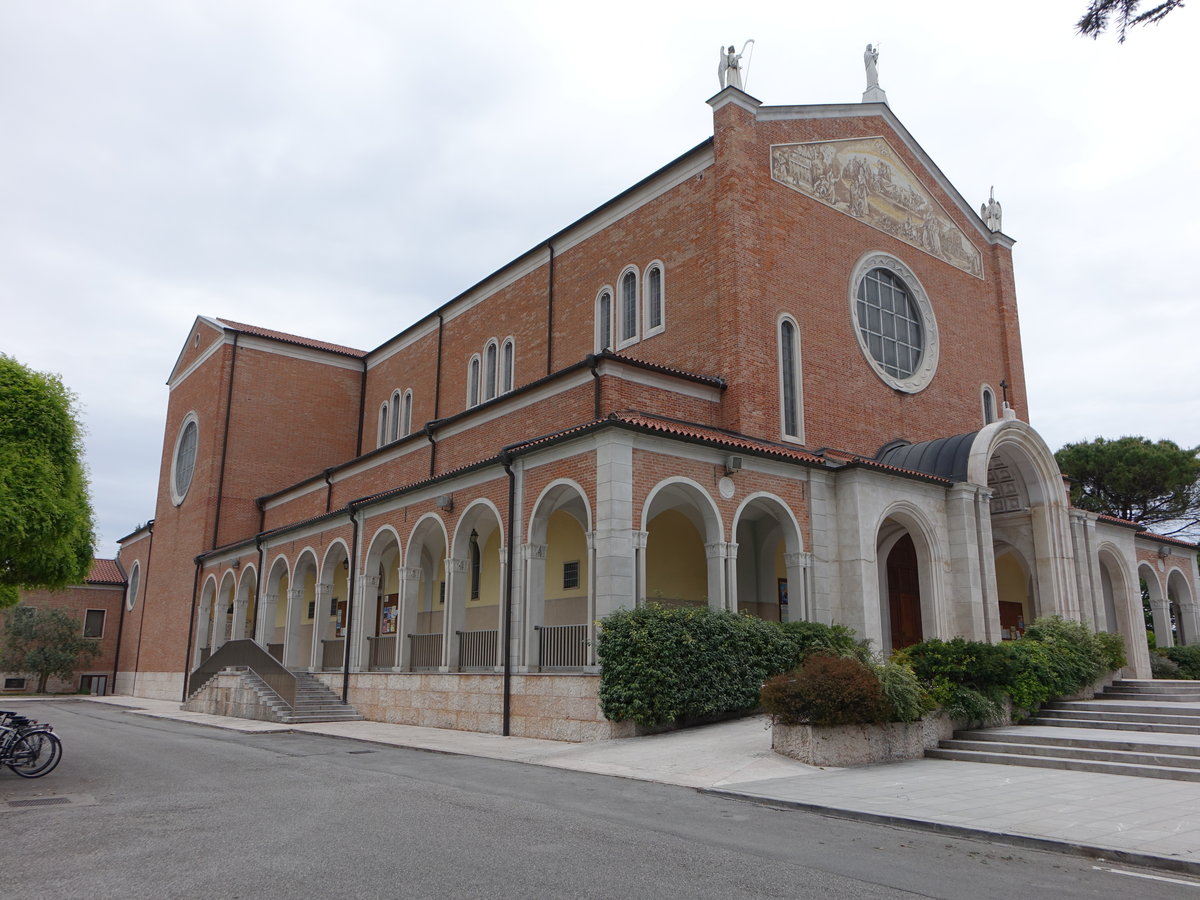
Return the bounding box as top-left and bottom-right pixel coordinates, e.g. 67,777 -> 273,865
875,508 -> 941,653
994,545 -> 1033,640
526,481 -> 593,669
284,550 -> 318,669
234,566 -> 258,641
401,515 -> 448,670
312,542 -> 351,671
357,530 -> 399,671
1140,563 -> 1171,648
1168,568 -> 1195,646
194,576 -> 218,667
642,479 -> 725,611
447,502 -> 504,671
732,493 -> 806,622
260,556 -> 290,661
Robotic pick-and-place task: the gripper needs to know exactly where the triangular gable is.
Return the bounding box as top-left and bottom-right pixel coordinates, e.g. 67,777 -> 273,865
771,136 -> 983,278
166,315 -> 226,387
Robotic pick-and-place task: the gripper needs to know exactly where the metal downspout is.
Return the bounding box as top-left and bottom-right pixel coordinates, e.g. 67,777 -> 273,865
181,559 -> 202,702
342,505 -> 361,703
500,451 -> 517,736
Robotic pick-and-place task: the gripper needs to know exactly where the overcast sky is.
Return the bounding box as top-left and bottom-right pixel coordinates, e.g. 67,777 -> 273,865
2,1 -> 1197,558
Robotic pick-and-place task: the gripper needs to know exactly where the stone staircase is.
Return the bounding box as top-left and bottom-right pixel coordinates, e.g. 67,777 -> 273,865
927,679 -> 1200,781
240,668 -> 364,724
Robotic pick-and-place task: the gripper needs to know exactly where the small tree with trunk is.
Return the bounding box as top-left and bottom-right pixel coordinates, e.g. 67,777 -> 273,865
0,606 -> 99,694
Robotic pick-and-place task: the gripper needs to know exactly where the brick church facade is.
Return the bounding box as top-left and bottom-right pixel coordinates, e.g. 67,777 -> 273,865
100,84 -> 1197,738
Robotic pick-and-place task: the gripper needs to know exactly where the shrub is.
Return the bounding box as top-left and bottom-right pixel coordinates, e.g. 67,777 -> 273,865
1021,616 -> 1106,690
874,661 -> 931,723
777,620 -> 872,663
896,637 -> 1016,695
1164,645 -> 1200,680
1004,639 -> 1059,712
1150,652 -> 1182,679
760,654 -> 889,727
1093,630 -> 1127,673
596,606 -> 800,726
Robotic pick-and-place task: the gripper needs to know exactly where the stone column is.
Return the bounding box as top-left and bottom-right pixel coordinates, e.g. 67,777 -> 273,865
257,592 -> 278,650
522,543 -> 548,668
495,545 -> 508,671
231,592 -> 249,641
283,588 -> 305,669
1150,599 -> 1175,649
352,575 -> 380,671
946,484 -> 986,640
784,551 -> 810,623
723,541 -> 739,613
397,566 -> 422,669
194,594 -> 212,668
704,542 -> 728,611
311,582 -> 334,668
443,557 -> 468,670
593,438 -> 636,618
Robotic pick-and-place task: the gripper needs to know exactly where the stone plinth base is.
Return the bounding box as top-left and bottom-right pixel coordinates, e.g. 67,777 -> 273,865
772,714 -> 954,767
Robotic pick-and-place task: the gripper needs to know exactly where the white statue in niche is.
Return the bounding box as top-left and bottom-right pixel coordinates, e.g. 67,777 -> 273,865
718,41 -> 754,90
981,186 -> 1003,232
864,43 -> 880,88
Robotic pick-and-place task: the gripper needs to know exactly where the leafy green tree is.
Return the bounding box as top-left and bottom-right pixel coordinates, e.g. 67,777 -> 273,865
1077,0 -> 1185,41
0,606 -> 100,693
1055,436 -> 1200,537
0,355 -> 95,607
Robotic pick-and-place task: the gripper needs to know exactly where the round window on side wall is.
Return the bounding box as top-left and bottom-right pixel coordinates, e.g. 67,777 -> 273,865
848,253 -> 939,393
171,413 -> 199,505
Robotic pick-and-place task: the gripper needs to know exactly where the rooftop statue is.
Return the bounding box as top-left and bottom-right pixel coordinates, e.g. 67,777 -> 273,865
718,40 -> 754,91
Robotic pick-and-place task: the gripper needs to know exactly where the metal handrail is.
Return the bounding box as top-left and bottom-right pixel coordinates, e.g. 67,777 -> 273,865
187,639 -> 297,707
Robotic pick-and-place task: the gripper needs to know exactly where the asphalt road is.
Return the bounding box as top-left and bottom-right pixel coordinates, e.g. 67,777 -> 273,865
1,701 -> 1197,899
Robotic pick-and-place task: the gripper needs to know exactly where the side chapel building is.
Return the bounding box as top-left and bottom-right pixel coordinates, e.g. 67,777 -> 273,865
100,76 -> 1199,738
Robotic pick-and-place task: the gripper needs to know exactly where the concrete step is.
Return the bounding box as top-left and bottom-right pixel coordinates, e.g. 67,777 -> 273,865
954,729 -> 1200,758
940,738 -> 1200,771
1023,716 -> 1200,735
1100,690 -> 1200,702
278,713 -> 364,723
925,747 -> 1200,782
1108,679 -> 1200,692
1034,706 -> 1200,726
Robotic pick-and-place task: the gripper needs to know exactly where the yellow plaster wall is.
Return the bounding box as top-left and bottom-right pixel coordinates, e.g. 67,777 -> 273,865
646,509 -> 707,605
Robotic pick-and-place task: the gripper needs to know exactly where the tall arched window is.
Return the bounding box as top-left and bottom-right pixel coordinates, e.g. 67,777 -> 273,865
502,339 -> 514,393
779,317 -> 804,441
620,270 -> 638,344
468,356 -> 481,408
982,386 -> 996,425
401,390 -> 413,436
389,391 -> 401,442
378,403 -> 389,448
645,263 -> 664,334
597,290 -> 613,352
484,341 -> 498,401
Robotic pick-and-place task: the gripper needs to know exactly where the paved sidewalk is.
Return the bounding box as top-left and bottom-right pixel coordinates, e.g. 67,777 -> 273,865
19,694 -> 1200,875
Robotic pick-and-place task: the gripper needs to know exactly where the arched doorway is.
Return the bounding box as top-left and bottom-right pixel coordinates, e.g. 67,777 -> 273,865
994,547 -> 1033,640
313,542 -> 352,671
1140,563 -> 1169,648
1168,568 -> 1193,646
284,550 -> 318,669
448,502 -> 504,671
527,481 -> 592,669
642,479 -> 724,610
876,509 -> 940,653
358,530 -> 399,671
401,515 -> 448,670
733,494 -> 804,622
234,566 -> 257,641
261,556 -> 290,661
886,534 -> 922,650
194,576 -> 218,666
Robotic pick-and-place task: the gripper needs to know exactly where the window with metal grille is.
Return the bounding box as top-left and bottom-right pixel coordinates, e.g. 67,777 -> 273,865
621,270 -> 638,342
855,268 -> 923,379
563,560 -> 580,591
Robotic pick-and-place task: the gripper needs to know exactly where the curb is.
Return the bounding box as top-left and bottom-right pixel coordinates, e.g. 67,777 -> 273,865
702,787 -> 1200,879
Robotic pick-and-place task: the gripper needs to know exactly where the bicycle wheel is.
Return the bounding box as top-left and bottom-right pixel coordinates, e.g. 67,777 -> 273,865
8,731 -> 61,777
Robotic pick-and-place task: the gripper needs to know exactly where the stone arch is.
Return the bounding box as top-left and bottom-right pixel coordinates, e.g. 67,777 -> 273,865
357,527 -> 401,670
215,569 -> 238,648
194,574 -> 219,667
448,500 -> 505,670
1097,543 -> 1140,666
284,548 -> 320,669
312,540 -> 353,671
641,477 -> 726,610
235,565 -> 258,642
402,513 -> 450,669
732,492 -> 805,621
1167,567 -> 1194,646
260,554 -> 292,660
525,479 -> 594,669
875,502 -> 943,652
993,541 -> 1035,639
1140,562 -> 1169,648
967,418 -> 1078,621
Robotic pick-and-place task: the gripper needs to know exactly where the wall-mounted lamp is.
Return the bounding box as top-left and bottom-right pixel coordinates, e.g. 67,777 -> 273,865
436,493 -> 453,511
725,455 -> 743,476
231,559 -> 241,570
342,558 -> 349,571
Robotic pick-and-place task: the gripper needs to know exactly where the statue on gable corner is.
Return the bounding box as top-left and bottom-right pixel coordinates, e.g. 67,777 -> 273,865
864,43 -> 880,89
718,40 -> 754,91
981,187 -> 1003,232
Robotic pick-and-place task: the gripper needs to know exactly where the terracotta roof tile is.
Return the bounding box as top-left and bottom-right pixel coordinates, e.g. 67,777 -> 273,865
600,352 -> 726,388
87,558 -> 125,584
611,413 -> 825,463
216,319 -> 367,358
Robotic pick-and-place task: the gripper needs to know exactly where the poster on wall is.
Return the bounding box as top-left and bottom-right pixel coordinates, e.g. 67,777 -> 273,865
778,578 -> 789,607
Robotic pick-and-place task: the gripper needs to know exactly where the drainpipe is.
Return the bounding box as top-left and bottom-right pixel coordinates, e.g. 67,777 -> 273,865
211,332 -> 240,550
130,520 -> 154,696
545,243 -> 555,376
342,505 -> 361,702
425,421 -> 438,479
500,450 -> 518,736
324,467 -> 334,514
588,353 -> 602,420
181,559 -> 202,702
254,534 -> 265,643
355,359 -> 367,457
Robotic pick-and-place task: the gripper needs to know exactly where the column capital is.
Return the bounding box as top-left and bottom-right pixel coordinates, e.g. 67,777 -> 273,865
445,557 -> 468,575
360,574 -> 381,589
287,588 -> 304,602
403,566 -> 423,581
785,551 -> 812,568
315,582 -> 333,598
632,530 -> 649,550
522,543 -> 548,560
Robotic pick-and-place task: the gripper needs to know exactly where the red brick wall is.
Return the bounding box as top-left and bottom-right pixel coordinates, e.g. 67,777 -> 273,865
4,584 -> 124,692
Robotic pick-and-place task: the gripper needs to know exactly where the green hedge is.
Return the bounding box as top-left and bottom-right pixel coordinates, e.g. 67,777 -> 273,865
596,606 -> 863,726
1163,645 -> 1200,679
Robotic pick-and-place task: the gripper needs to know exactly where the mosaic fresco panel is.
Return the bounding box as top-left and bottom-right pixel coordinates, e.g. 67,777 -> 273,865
771,137 -> 982,278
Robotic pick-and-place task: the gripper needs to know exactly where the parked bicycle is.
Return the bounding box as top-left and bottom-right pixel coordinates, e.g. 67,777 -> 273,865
0,710 -> 62,778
